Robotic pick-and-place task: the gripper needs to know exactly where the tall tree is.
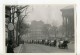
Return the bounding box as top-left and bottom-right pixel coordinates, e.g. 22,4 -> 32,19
49,26 -> 58,37
15,5 -> 32,45
42,24 -> 51,37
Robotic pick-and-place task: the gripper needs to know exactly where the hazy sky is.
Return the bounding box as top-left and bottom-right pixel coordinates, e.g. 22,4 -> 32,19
23,5 -> 70,27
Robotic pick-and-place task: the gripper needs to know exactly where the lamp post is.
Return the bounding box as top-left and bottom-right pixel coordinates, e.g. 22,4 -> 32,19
7,6 -> 15,53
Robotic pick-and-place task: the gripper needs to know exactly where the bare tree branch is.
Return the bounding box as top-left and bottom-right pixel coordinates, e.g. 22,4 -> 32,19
20,7 -> 31,24
19,5 -> 29,11
11,5 -> 29,14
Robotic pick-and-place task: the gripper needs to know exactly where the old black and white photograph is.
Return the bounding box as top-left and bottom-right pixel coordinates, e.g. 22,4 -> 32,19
5,5 -> 75,53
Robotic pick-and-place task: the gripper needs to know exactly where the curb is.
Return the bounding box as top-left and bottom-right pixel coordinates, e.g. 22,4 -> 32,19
19,44 -> 23,53
14,44 -> 23,53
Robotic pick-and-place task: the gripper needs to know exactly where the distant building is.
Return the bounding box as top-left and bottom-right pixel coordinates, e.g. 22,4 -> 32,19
60,5 -> 74,39
29,20 -> 45,39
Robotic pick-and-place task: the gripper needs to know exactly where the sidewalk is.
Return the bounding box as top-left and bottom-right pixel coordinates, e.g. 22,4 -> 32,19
14,44 -> 23,53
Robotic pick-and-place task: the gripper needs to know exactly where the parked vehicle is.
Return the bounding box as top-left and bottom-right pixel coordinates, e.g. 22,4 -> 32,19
34,40 -> 37,44
49,40 -> 54,46
58,40 -> 69,49
49,40 -> 57,47
38,40 -> 42,44
42,39 -> 45,44
44,40 -> 50,45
